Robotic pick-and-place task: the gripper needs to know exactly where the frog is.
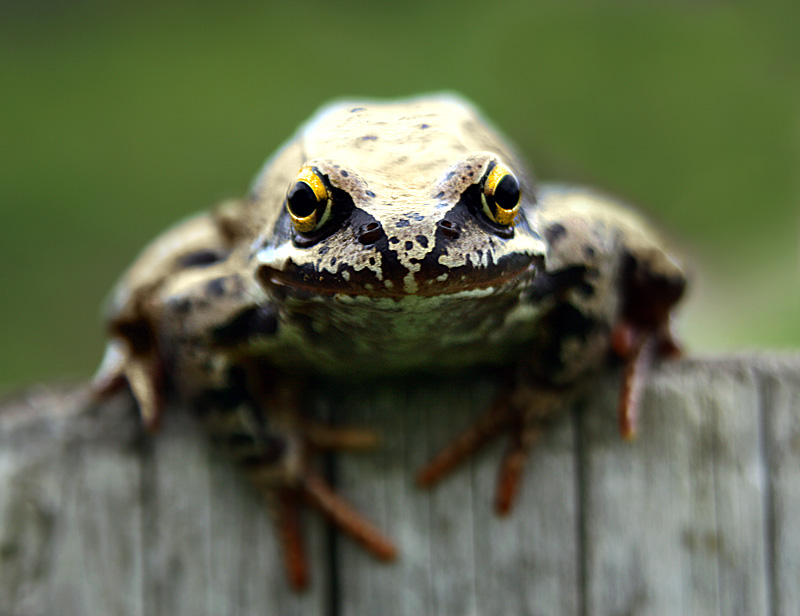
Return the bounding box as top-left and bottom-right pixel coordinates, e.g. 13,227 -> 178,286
92,94 -> 686,589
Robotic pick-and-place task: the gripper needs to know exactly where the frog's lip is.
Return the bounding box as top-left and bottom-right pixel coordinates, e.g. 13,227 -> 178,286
257,255 -> 541,299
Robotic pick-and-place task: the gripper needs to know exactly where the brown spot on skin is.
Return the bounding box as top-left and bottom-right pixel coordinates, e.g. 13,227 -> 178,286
178,249 -> 225,268
544,223 -> 567,245
174,298 -> 192,315
206,277 -> 227,297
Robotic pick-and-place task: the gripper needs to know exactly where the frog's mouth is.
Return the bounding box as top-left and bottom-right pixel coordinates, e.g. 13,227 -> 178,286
257,251 -> 542,299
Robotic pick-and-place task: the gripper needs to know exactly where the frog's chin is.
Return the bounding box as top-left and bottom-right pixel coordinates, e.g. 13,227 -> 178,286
257,256 -> 540,299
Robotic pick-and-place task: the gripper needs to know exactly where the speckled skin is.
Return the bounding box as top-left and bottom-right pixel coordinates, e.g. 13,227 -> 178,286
94,94 -> 686,589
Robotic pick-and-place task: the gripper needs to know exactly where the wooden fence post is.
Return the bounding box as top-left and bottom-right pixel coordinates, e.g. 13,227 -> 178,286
1,354 -> 798,616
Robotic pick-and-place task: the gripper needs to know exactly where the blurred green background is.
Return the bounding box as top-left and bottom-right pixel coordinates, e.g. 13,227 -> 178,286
1,0 -> 798,392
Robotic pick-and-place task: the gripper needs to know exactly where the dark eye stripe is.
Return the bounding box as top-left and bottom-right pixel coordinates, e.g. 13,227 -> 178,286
178,249 -> 227,269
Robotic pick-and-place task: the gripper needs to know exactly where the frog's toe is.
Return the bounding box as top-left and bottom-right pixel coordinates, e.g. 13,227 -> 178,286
92,339 -> 164,432
613,320 -> 681,441
91,340 -> 129,397
276,487 -> 309,590
241,428 -> 395,590
275,474 -> 397,591
416,393 -> 515,487
494,421 -> 543,515
303,421 -> 381,451
300,470 -> 397,562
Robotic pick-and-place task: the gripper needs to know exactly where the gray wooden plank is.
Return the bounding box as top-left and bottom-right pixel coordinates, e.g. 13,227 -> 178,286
204,428 -> 329,615
2,354 -> 799,616
705,362 -> 770,616
0,386 -> 144,616
140,407 -> 327,616
0,386 -> 328,616
470,405 -> 580,616
334,375 -> 580,616
581,358 -> 771,616
760,357 -> 800,616
332,382 -> 444,616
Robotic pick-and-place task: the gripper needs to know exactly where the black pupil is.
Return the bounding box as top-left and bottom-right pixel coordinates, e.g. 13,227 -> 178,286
494,174 -> 520,210
287,182 -> 319,218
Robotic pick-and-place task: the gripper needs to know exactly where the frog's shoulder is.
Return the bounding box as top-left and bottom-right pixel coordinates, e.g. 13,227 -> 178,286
95,208 -> 241,424
103,210 -> 233,328
532,183 -> 685,282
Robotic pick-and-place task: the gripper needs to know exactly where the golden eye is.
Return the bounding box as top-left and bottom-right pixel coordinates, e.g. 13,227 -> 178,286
286,166 -> 331,233
481,162 -> 521,227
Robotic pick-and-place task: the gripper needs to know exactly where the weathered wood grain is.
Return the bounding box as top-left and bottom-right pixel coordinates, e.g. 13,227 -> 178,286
761,359 -> 800,616
0,386 -> 326,616
1,354 -> 798,616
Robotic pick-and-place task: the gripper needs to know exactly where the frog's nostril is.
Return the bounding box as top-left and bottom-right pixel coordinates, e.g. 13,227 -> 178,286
357,222 -> 383,246
438,219 -> 461,240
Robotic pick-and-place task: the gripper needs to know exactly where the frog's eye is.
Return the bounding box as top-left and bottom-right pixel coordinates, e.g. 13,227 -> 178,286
286,166 -> 332,233
481,162 -> 521,227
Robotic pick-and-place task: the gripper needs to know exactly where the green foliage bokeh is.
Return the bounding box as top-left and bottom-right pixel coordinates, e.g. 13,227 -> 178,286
1,0 -> 798,391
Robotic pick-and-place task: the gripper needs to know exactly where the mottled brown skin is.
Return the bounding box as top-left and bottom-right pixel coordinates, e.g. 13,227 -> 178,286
94,95 -> 686,589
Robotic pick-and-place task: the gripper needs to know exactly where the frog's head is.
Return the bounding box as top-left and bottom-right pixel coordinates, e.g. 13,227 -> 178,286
253,96 -> 545,298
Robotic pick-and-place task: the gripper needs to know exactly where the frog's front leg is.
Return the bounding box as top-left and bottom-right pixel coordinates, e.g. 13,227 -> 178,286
196,363 -> 395,588
418,310 -> 680,514
163,277 -> 396,588
418,186 -> 686,513
95,230 -> 395,589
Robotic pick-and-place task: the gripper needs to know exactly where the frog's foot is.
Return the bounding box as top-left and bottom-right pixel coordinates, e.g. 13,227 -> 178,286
273,471 -> 397,590
244,421 -> 396,590
416,393 -> 515,490
417,387 -> 566,515
493,418 -> 543,515
91,339 -> 164,432
304,420 -> 382,451
612,319 -> 682,440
